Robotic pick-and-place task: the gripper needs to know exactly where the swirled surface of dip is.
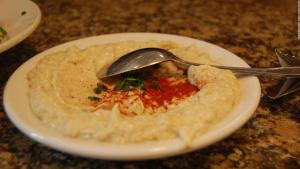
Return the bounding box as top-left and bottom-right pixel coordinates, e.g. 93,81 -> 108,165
27,41 -> 240,145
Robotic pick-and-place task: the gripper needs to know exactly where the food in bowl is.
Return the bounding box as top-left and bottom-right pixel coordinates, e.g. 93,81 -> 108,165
27,40 -> 240,145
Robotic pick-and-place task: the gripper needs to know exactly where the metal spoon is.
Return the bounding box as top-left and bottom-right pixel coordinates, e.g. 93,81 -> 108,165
98,48 -> 300,78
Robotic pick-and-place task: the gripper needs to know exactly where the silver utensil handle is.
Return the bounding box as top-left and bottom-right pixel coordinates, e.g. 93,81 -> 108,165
216,66 -> 300,77
179,60 -> 300,77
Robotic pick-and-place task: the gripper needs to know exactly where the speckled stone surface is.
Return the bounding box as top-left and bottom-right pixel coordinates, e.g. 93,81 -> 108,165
0,0 -> 300,168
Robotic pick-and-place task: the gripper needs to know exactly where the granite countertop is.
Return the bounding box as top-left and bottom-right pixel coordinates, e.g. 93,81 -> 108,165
0,0 -> 299,168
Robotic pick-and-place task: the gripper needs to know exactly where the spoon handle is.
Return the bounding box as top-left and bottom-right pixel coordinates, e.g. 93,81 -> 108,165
216,66 -> 300,77
179,60 -> 300,77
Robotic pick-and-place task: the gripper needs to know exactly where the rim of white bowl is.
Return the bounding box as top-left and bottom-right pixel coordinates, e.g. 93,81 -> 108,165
0,0 -> 41,53
3,33 -> 261,160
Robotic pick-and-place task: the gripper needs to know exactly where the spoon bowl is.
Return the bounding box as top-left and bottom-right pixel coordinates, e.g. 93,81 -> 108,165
98,48 -> 191,78
99,48 -> 300,78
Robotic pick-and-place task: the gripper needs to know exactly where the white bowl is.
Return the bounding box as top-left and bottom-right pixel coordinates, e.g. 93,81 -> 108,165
3,33 -> 261,160
0,0 -> 41,53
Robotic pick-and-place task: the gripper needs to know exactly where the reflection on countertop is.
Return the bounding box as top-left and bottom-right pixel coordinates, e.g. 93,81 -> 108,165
0,0 -> 299,168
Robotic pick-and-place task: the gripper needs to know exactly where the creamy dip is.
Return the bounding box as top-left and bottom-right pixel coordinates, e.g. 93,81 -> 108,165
27,41 -> 240,145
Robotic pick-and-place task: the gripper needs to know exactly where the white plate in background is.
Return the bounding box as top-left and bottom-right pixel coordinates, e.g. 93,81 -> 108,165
3,33 -> 261,160
0,0 -> 41,53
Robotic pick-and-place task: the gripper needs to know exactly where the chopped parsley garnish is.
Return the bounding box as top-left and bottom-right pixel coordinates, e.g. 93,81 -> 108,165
21,11 -> 27,15
0,26 -> 8,42
93,82 -> 108,94
113,76 -> 145,91
0,27 -> 7,36
123,84 -> 131,92
151,80 -> 159,89
114,79 -> 126,91
88,96 -> 101,101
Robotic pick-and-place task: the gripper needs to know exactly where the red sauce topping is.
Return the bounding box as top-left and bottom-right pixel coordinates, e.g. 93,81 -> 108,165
90,76 -> 199,115
141,78 -> 198,108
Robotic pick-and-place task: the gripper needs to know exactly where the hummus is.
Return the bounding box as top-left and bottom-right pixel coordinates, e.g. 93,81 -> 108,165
27,40 -> 240,145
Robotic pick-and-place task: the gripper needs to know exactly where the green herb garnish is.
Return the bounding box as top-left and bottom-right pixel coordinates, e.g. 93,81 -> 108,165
113,76 -> 145,91
93,82 -> 108,94
124,84 -> 131,92
151,80 -> 159,89
88,96 -> 101,101
93,88 -> 101,94
0,27 -> 7,36
125,77 -> 137,81
137,79 -> 145,89
114,79 -> 126,91
126,72 -> 148,80
21,11 -> 27,15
